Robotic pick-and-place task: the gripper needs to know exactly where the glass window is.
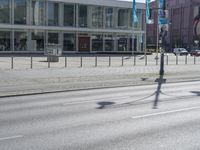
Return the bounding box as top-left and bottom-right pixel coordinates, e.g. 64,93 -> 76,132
48,32 -> 58,44
0,0 -> 10,24
91,6 -> 103,28
31,31 -> 44,51
63,33 -> 75,51
64,4 -> 75,27
92,34 -> 103,51
48,2 -> 59,26
118,9 -> 128,28
79,5 -> 87,27
105,8 -> 114,28
118,35 -> 128,51
14,32 -> 27,51
32,0 -> 45,25
0,31 -> 11,51
105,35 -> 114,51
14,0 -> 27,24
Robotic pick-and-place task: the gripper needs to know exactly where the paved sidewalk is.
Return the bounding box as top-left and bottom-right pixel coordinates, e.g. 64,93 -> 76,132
0,64 -> 200,97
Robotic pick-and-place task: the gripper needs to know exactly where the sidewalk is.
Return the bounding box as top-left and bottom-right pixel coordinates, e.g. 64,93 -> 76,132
0,64 -> 200,97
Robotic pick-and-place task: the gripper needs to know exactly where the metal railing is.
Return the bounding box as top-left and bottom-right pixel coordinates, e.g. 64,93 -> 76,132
0,54 -> 199,70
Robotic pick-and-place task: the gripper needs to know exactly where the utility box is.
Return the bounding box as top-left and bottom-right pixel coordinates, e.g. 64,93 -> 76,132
45,44 -> 62,62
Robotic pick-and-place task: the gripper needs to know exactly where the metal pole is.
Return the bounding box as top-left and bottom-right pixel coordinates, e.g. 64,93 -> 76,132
48,56 -> 50,68
95,56 -> 97,67
156,11 -> 159,66
159,48 -> 164,75
122,56 -> 124,66
65,57 -> 67,67
194,56 -> 196,65
80,56 -> 82,67
166,55 -> 168,65
176,55 -> 178,65
109,56 -> 111,67
145,55 -> 147,66
134,55 -> 136,66
185,55 -> 187,65
11,57 -> 13,69
30,56 -> 33,69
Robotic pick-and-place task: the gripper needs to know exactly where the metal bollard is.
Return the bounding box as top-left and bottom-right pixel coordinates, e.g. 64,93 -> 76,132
11,57 -> 13,69
109,56 -> 111,67
80,56 -> 83,67
30,57 -> 33,69
95,56 -> 97,67
122,56 -> 124,66
166,55 -> 168,65
145,55 -> 147,66
134,55 -> 136,66
194,56 -> 196,65
185,55 -> 187,65
176,55 -> 178,65
65,57 -> 67,68
48,56 -> 50,68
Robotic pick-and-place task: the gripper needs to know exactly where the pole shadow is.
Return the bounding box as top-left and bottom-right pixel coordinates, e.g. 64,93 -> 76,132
153,75 -> 166,109
190,91 -> 200,96
96,101 -> 115,109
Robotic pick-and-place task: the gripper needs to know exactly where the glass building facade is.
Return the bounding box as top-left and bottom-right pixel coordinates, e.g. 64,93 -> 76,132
0,0 -> 145,53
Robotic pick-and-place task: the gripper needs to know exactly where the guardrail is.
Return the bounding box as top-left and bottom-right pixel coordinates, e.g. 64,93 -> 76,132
0,54 -> 199,70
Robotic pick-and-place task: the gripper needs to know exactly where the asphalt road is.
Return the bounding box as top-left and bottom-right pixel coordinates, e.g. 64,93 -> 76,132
1,80 -> 200,150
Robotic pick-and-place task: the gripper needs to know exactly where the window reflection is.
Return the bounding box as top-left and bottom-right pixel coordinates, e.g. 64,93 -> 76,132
14,0 -> 27,24
31,31 -> 44,51
64,4 -> 75,26
79,5 -> 88,27
105,35 -> 114,51
32,1 -> 45,25
14,32 -> 27,51
91,6 -> 103,28
0,0 -> 10,24
0,31 -> 11,51
118,35 -> 128,51
118,9 -> 128,28
92,34 -> 103,51
63,33 -> 75,51
48,32 -> 58,44
48,2 -> 59,26
105,8 -> 114,28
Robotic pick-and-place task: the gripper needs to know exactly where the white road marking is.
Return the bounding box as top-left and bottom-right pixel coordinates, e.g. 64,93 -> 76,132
131,106 -> 200,119
0,135 -> 23,141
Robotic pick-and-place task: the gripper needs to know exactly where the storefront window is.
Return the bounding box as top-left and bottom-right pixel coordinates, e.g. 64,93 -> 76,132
48,32 -> 58,44
0,0 -> 10,24
64,4 -> 75,27
118,35 -> 128,51
105,35 -> 114,51
0,31 -> 11,51
79,5 -> 87,27
31,31 -> 44,51
14,32 -> 27,51
92,34 -> 103,51
48,2 -> 59,26
32,0 -> 45,25
63,33 -> 75,51
14,0 -> 27,24
105,8 -> 114,28
91,6 -> 103,28
118,9 -> 128,28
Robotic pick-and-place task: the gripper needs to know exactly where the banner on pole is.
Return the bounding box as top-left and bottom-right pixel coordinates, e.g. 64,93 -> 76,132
132,0 -> 138,23
158,0 -> 168,25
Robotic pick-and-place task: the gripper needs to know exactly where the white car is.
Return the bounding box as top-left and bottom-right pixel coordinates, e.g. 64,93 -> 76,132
173,48 -> 189,56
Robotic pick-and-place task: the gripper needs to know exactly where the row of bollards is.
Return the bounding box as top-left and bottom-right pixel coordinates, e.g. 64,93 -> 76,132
8,55 -> 198,69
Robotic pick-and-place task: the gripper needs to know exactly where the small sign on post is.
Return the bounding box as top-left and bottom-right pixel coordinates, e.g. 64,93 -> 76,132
44,44 -> 62,62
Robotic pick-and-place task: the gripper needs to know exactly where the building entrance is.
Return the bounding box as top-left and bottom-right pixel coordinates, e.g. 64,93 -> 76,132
78,37 -> 90,52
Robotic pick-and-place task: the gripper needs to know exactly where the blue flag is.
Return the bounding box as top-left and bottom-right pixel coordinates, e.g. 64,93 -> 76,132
146,0 -> 150,24
132,0 -> 138,24
158,0 -> 168,24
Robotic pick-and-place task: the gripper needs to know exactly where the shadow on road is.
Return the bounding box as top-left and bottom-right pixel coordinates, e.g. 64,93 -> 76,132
96,101 -> 115,109
153,75 -> 166,109
190,91 -> 200,96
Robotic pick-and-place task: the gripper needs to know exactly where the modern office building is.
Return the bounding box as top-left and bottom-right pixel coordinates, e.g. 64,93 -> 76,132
0,0 -> 146,54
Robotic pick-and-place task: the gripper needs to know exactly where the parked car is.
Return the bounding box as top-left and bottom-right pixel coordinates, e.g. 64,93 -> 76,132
190,49 -> 200,56
173,48 -> 189,56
